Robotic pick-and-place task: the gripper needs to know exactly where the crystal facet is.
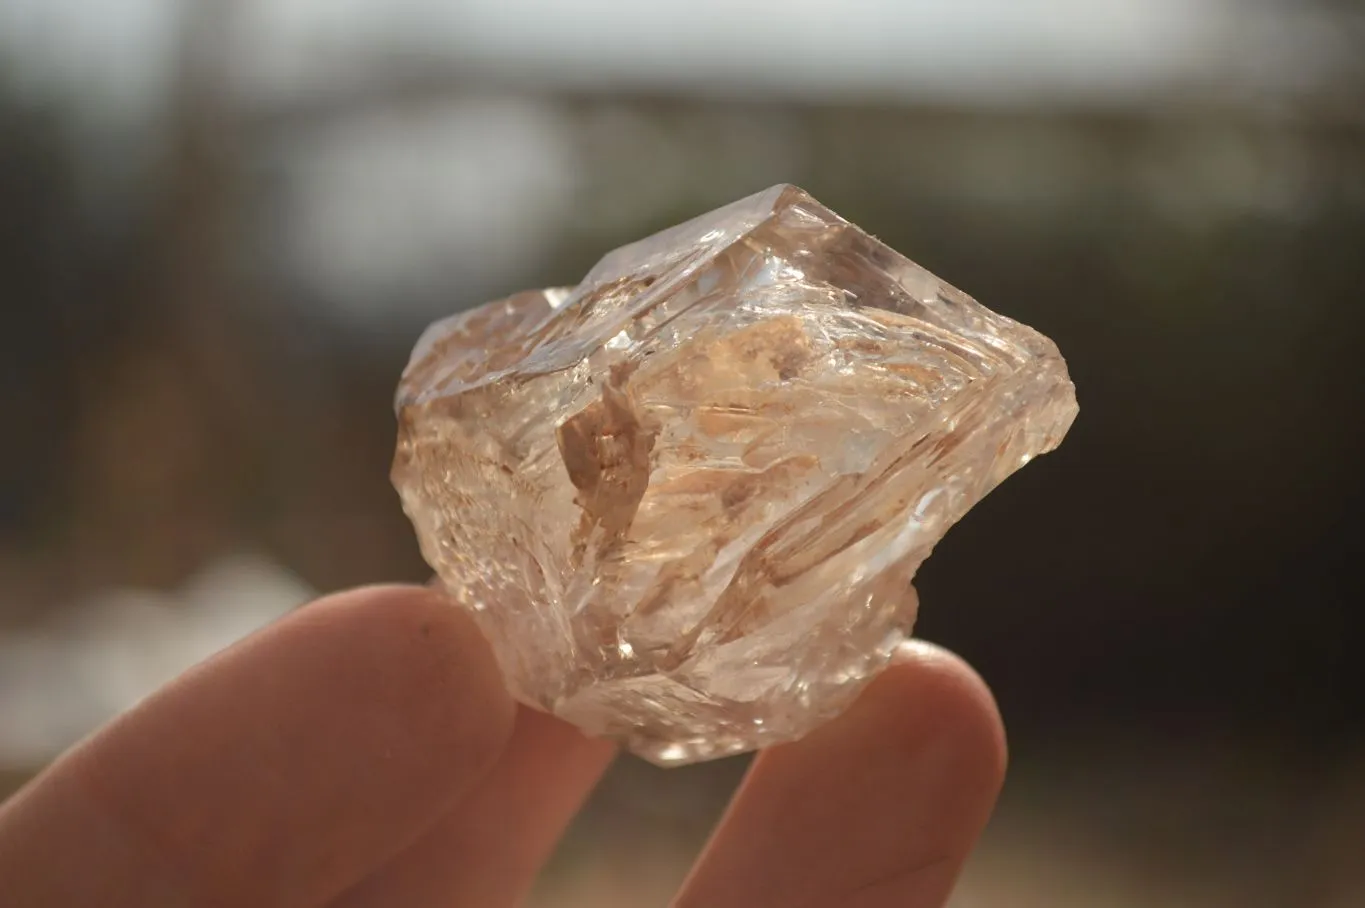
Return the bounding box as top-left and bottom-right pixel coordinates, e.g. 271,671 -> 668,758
392,185 -> 1077,765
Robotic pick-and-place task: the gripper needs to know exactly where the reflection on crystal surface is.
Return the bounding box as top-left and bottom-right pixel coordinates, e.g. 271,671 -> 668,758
393,185 -> 1077,765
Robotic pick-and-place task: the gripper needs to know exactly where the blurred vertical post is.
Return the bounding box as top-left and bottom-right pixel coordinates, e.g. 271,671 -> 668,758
64,0 -> 256,591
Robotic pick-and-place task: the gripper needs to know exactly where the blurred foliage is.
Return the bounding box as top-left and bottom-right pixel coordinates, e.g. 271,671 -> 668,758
0,84 -> 138,549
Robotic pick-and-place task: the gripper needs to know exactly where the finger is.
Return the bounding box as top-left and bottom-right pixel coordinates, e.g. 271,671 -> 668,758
673,641 -> 1006,908
335,705 -> 615,908
0,585 -> 517,908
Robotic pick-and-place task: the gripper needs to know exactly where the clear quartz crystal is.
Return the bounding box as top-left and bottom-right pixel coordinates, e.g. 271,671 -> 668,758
392,185 -> 1077,765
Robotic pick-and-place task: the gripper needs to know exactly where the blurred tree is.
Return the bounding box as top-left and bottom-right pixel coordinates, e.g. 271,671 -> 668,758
0,85 -> 134,548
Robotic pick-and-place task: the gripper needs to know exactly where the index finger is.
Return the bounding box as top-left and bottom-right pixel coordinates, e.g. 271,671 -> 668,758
0,585 -> 516,908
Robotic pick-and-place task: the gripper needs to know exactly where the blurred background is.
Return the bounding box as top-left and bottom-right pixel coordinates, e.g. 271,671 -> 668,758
1,0 -> 1362,904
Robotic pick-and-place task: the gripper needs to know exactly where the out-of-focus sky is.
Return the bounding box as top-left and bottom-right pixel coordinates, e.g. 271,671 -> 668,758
1,0 -> 1356,115
5,0 -> 1355,325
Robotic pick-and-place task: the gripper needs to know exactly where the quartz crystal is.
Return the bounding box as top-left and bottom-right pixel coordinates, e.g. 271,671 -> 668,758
392,185 -> 1077,765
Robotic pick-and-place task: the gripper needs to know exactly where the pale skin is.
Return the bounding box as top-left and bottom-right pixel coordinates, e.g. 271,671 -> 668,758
0,584 -> 1006,907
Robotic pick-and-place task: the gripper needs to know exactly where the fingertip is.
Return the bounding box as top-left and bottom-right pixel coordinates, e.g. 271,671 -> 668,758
335,706 -> 617,908
878,639 -> 1008,788
3,583 -> 520,907
763,637 -> 1007,807
283,583 -> 519,781
675,638 -> 1008,908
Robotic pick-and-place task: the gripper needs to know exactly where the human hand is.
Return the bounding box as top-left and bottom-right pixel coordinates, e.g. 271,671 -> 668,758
0,584 -> 1005,907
